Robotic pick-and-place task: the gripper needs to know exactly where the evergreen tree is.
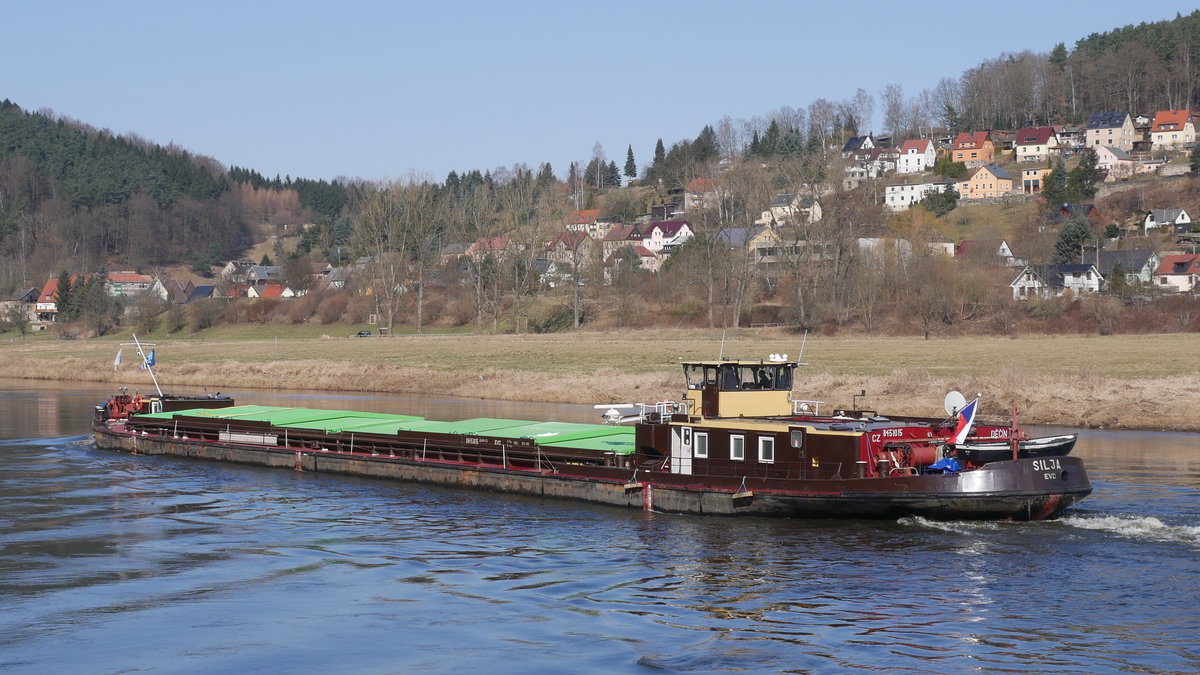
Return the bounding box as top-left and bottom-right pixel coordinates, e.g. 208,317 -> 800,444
1067,148 -> 1102,201
623,145 -> 637,179
933,155 -> 968,179
652,138 -> 666,166
761,120 -> 781,157
746,129 -> 762,158
1190,143 -> 1200,176
1053,217 -> 1093,264
535,162 -> 556,188
55,270 -> 75,321
777,128 -> 805,158
693,125 -> 719,162
920,187 -> 960,216
260,254 -> 273,266
606,160 -> 622,187
1042,156 -> 1070,206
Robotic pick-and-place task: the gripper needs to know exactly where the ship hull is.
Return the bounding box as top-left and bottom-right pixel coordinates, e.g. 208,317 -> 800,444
93,425 -> 1090,521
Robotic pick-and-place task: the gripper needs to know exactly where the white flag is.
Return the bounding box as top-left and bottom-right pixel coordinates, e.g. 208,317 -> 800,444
113,348 -> 123,371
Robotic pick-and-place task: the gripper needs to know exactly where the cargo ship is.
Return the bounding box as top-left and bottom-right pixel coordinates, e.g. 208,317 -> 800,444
93,357 -> 1091,520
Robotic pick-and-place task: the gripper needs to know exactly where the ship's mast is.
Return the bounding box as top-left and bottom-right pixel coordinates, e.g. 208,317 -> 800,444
124,334 -> 163,397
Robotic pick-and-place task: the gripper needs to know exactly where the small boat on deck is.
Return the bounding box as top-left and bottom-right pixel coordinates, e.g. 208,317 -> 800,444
92,356 -> 1092,521
953,433 -> 1078,464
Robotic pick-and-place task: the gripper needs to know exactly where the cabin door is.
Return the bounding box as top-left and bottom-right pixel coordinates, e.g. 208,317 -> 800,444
671,426 -> 693,475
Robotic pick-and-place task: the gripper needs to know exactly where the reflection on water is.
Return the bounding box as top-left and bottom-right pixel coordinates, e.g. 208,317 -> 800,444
0,380 -> 1197,672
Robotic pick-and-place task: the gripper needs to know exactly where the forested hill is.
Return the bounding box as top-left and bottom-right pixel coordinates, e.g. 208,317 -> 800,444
0,100 -> 254,287
0,100 -> 228,208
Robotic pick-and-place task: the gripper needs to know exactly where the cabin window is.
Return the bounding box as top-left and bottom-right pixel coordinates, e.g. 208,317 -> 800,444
694,432 -> 708,459
758,436 -> 775,464
683,364 -> 704,389
731,435 -> 744,461
790,429 -> 805,449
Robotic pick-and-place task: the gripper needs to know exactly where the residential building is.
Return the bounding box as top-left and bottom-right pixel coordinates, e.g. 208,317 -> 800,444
1094,145 -> 1135,178
1010,264 -> 1103,300
566,209 -> 601,233
1154,254 -> 1200,293
1013,126 -> 1060,162
1085,111 -> 1135,152
1021,167 -> 1051,194
684,178 -> 719,212
841,135 -> 875,156
246,282 -> 294,298
956,239 -> 1023,267
35,278 -> 62,322
105,272 -> 167,300
896,139 -> 935,174
544,231 -> 597,271
951,131 -> 995,168
641,220 -> 694,254
1143,208 -> 1192,232
884,180 -> 952,211
1149,109 -> 1196,150
757,194 -> 822,225
467,236 -> 512,261
1081,249 -> 1160,287
956,165 -> 1014,199
601,225 -> 643,260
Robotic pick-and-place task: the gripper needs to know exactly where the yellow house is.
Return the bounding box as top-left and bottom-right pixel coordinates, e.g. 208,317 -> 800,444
952,131 -> 995,167
956,165 -> 1014,199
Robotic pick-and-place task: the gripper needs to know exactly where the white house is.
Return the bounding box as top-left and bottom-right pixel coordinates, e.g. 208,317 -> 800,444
1011,264 -> 1103,300
1143,208 -> 1191,232
1149,110 -> 1196,150
896,139 -> 935,174
1154,254 -> 1200,293
1082,249 -> 1160,287
1013,126 -> 1060,162
1095,145 -> 1135,178
641,220 -> 694,253
884,180 -> 953,212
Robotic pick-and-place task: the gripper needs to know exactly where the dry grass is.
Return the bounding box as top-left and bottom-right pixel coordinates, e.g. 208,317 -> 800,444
3,329 -> 1198,431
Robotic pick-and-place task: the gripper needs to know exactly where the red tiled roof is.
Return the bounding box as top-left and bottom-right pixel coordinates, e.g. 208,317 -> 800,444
547,231 -> 590,251
899,139 -> 932,154
953,131 -> 991,150
1155,254 -> 1200,276
1151,109 -> 1193,133
257,283 -> 287,298
106,272 -> 155,284
568,209 -> 600,225
686,178 -> 718,193
39,278 -> 59,302
633,245 -> 655,257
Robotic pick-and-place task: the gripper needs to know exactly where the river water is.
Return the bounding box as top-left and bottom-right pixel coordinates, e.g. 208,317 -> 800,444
0,380 -> 1197,673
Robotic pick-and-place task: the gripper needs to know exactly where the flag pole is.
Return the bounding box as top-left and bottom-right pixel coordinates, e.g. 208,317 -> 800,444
130,333 -> 164,397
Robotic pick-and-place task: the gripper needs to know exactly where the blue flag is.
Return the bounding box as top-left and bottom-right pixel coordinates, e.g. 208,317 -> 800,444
139,349 -> 156,370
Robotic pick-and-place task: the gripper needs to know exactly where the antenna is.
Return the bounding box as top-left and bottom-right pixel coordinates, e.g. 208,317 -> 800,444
796,329 -> 809,363
718,329 -> 727,361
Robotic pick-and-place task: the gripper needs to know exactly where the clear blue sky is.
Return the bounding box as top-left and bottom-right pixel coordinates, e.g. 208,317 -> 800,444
3,1 -> 1194,183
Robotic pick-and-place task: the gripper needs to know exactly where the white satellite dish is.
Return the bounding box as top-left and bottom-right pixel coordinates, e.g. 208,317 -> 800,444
944,390 -> 967,416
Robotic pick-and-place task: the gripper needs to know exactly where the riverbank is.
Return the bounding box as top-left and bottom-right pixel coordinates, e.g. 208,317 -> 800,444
3,330 -> 1198,431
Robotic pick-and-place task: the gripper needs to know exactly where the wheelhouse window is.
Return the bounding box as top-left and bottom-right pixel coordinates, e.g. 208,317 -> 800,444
694,432 -> 708,459
731,435 -> 744,461
758,436 -> 775,463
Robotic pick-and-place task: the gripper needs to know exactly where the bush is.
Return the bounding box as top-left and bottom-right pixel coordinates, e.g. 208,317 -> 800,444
317,294 -> 349,324
166,305 -> 187,333
529,304 -> 574,333
188,300 -> 222,332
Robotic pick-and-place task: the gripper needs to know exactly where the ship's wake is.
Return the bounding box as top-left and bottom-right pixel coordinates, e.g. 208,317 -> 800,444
1062,514 -> 1200,547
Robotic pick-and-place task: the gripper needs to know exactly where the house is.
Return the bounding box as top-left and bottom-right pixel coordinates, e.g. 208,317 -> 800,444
1085,111 -> 1135,152
1021,167 -> 1052,194
35,278 -> 62,322
1094,145 -> 1135,178
884,180 -> 953,211
757,193 -> 822,225
1144,209 -> 1192,232
439,242 -> 471,265
1013,126 -> 1060,162
1010,264 -> 1103,300
161,279 -> 194,304
544,231 -> 597,271
956,165 -> 1014,199
1149,110 -> 1196,150
1154,254 -> 1200,293
246,282 -> 294,298
185,285 -> 216,303
1081,249 -> 1160,287
841,135 -> 875,156
467,235 -> 512,261
956,239 -> 1023,267
896,139 -> 936,174
105,272 -> 167,300
952,131 -> 995,167
684,178 -> 719,212
641,220 -> 694,254
847,148 -> 896,177
566,209 -> 601,233
601,224 -> 643,260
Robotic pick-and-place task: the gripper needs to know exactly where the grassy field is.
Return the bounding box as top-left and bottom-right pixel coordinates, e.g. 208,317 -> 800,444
2,327 -> 1197,431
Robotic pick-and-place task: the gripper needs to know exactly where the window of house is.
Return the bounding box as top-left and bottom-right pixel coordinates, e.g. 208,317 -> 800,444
758,436 -> 775,463
731,435 -> 744,461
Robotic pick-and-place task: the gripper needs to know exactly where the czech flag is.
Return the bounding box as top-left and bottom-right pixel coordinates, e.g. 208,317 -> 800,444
953,398 -> 978,445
